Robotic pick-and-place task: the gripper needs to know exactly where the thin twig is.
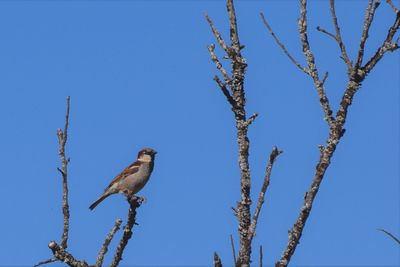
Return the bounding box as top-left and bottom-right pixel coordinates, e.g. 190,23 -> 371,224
248,147 -> 282,241
315,24 -> 352,75
57,96 -> 71,249
259,245 -> 263,267
316,26 -> 336,40
260,12 -> 309,74
378,228 -> 400,245
208,44 -> 232,85
298,0 -> 335,127
386,0 -> 399,13
95,219 -> 123,267
329,0 -> 353,75
244,112 -> 259,127
363,10 -> 400,76
321,72 -> 329,86
33,258 -> 57,267
355,0 -> 380,70
214,75 -> 236,108
109,196 -> 143,267
205,13 -> 230,54
230,234 -> 237,266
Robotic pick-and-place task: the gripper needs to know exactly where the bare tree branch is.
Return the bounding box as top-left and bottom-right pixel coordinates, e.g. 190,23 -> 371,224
386,0 -> 399,13
316,19 -> 353,76
205,13 -> 230,54
336,9 -> 399,127
244,112 -> 259,127
36,97 -> 146,267
261,5 -> 335,127
321,72 -> 329,86
206,9 -> 275,264
248,147 -> 282,242
277,138 -> 339,267
329,0 -> 353,74
316,26 -> 336,40
48,241 -> 89,267
260,12 -> 309,74
355,0 -> 381,70
95,219 -> 123,267
214,252 -> 223,267
272,1 -> 399,266
33,258 -> 57,267
208,44 -> 232,85
56,96 -> 71,249
298,0 -> 336,127
363,10 -> 400,76
35,97 -> 91,267
377,228 -> 400,245
109,196 -> 143,267
206,1 -> 255,265
227,0 -> 240,54
230,234 -> 237,266
214,75 -> 236,108
259,245 -> 263,267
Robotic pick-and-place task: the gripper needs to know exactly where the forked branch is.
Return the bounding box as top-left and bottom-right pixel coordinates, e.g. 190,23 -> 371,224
48,241 -> 89,267
328,0 -> 353,74
261,6 -> 335,127
57,96 -> 71,249
206,1 -> 282,266
260,13 -> 309,74
355,0 -> 380,70
386,0 -> 399,13
36,97 -> 142,267
259,1 -> 400,266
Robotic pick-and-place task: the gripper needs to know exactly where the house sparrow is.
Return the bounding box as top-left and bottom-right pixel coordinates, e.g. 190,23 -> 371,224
89,148 -> 157,210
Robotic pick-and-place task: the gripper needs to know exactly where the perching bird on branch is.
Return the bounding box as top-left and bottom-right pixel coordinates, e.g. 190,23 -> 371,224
89,148 -> 157,210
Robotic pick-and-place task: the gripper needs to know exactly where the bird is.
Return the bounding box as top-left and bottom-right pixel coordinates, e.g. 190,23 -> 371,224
89,148 -> 157,210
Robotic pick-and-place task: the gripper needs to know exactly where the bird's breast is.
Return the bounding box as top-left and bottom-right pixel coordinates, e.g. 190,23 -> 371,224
120,164 -> 152,194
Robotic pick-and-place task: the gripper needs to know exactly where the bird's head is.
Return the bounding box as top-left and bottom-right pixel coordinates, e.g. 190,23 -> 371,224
137,148 -> 157,162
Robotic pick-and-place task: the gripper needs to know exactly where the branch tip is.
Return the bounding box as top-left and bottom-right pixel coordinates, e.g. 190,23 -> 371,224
95,219 -> 123,267
248,146 -> 281,242
214,252 -> 223,267
260,12 -> 309,74
377,228 -> 400,245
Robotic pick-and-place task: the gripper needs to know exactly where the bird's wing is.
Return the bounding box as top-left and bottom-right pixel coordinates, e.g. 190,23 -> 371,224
104,160 -> 141,190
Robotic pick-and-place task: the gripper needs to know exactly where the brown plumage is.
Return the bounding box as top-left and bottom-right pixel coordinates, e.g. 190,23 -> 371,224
89,148 -> 157,210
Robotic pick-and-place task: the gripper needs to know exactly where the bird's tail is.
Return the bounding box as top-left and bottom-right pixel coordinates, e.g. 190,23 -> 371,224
89,193 -> 110,210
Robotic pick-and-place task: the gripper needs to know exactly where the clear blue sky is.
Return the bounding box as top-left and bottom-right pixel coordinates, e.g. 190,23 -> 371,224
0,1 -> 398,266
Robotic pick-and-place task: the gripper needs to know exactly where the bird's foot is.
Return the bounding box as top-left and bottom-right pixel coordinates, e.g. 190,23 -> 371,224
135,195 -> 146,204
127,194 -> 146,207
